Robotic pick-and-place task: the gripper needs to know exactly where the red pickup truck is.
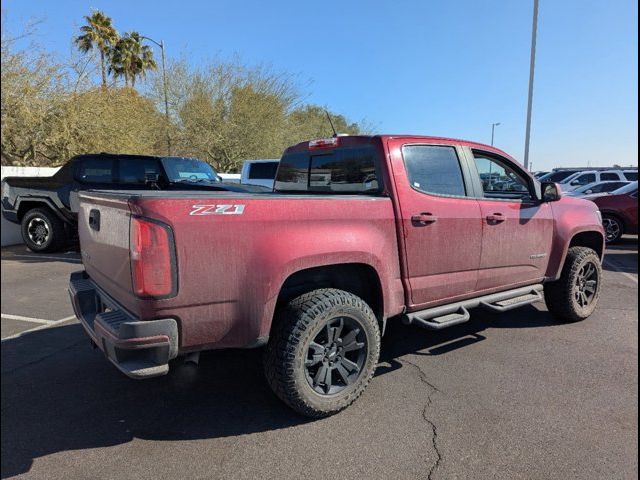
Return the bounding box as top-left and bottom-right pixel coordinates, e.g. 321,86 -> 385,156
69,135 -> 605,417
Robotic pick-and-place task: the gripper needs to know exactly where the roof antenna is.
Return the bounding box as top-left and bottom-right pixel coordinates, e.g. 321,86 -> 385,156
324,109 -> 337,137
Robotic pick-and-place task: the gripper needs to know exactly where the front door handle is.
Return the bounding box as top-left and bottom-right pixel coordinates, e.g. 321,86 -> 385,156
411,213 -> 438,225
486,212 -> 505,223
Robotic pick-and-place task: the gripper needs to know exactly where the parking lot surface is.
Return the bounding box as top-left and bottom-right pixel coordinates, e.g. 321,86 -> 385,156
1,239 -> 637,479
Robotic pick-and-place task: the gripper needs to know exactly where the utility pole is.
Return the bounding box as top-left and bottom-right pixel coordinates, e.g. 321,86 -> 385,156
143,36 -> 171,156
491,122 -> 501,146
523,0 -> 539,171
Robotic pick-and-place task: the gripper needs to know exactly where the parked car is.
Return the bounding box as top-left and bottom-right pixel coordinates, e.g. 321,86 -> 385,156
240,159 -> 280,189
564,180 -> 630,198
533,171 -> 550,179
538,169 -> 586,183
559,170 -> 637,192
1,153 -> 263,252
589,182 -> 638,243
69,134 -> 605,417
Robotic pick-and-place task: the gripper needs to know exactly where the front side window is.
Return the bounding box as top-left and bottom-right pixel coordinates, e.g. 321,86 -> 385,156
600,173 -> 620,181
473,152 -> 531,200
402,145 -> 466,197
118,158 -> 162,184
624,172 -> 638,181
76,158 -> 114,183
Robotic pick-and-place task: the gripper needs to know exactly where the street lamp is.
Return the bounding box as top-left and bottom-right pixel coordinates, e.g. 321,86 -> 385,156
491,122 -> 501,146
523,0 -> 539,170
142,36 -> 171,156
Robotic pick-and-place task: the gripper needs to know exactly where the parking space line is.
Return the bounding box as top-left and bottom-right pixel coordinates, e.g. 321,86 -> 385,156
1,316 -> 77,342
1,314 -> 56,324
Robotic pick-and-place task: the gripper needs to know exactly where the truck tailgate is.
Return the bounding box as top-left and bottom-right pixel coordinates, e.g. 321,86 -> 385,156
78,192 -> 134,306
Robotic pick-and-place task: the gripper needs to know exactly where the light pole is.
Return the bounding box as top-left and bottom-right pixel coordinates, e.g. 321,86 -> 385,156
142,36 -> 171,156
491,122 -> 501,146
523,0 -> 539,171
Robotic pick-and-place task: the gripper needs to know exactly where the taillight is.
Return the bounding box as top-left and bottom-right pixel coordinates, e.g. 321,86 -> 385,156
309,137 -> 339,149
130,217 -> 176,298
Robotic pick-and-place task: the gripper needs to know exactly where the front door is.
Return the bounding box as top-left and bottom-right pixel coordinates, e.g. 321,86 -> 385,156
469,149 -> 554,291
388,140 -> 483,308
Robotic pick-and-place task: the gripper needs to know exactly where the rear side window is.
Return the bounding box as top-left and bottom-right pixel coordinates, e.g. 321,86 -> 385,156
249,162 -> 279,180
624,172 -> 638,181
118,158 -> 162,184
601,172 -> 620,181
76,158 -> 114,183
275,146 -> 381,193
402,145 -> 466,197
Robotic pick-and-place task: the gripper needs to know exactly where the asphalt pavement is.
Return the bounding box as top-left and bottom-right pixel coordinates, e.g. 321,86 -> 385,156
1,239 -> 637,479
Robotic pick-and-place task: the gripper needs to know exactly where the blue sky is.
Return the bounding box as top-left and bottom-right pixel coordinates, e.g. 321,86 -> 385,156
4,0 -> 638,170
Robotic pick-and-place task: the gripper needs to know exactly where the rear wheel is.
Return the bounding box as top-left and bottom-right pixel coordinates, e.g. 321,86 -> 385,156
544,246 -> 602,322
602,214 -> 624,244
20,208 -> 68,253
264,288 -> 380,418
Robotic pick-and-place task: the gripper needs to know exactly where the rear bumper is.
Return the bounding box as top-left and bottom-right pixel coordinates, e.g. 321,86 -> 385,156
68,270 -> 179,379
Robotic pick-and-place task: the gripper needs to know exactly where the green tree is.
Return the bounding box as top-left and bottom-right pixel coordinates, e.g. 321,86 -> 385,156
74,10 -> 118,88
110,32 -> 157,88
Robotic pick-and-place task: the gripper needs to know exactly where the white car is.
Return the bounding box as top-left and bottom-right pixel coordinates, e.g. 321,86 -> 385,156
559,170 -> 637,191
240,159 -> 280,189
564,180 -> 630,197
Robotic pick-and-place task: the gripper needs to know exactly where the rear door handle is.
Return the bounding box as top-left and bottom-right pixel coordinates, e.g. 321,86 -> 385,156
411,213 -> 438,225
486,213 -> 505,223
89,209 -> 100,231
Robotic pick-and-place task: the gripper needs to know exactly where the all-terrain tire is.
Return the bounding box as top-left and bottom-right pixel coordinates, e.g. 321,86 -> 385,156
21,208 -> 68,253
544,246 -> 602,322
264,288 -> 381,418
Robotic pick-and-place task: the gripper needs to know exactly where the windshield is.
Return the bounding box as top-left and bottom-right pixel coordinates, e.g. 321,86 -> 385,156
611,181 -> 638,195
161,157 -> 221,183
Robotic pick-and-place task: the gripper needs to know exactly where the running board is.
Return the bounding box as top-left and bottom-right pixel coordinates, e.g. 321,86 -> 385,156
403,284 -> 544,331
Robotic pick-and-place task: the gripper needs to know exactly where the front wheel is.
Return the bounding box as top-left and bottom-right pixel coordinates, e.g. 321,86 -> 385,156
602,214 -> 624,244
544,246 -> 602,322
264,288 -> 381,418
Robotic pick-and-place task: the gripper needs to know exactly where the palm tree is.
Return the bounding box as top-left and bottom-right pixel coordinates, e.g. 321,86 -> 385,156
110,32 -> 157,88
74,10 -> 118,88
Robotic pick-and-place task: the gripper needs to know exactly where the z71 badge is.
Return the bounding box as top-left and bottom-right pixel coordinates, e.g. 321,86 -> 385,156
190,204 -> 246,216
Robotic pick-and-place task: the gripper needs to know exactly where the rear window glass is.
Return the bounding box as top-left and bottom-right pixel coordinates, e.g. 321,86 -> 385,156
275,146 -> 381,193
249,162 -> 279,180
76,158 -> 114,183
624,172 -> 638,181
402,145 -> 466,197
118,158 -> 162,184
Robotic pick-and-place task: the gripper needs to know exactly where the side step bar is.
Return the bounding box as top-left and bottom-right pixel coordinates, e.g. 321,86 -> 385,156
403,284 -> 544,331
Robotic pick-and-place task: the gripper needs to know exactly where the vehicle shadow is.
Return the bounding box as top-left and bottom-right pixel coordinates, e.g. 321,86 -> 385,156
1,304 -> 555,478
602,236 -> 638,274
0,245 -> 81,265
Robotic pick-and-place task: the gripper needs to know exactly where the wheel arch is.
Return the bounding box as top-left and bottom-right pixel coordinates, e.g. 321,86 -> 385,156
16,198 -> 71,224
274,263 -> 386,333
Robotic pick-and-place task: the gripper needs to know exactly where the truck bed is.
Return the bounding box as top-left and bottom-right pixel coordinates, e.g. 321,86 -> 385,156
77,189 -> 404,351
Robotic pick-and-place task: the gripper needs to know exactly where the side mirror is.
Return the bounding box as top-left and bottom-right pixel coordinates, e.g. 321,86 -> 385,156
542,182 -> 562,202
585,189 -> 593,194
570,180 -> 580,185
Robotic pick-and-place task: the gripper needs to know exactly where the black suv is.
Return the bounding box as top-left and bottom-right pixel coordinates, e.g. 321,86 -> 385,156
1,153 -> 258,252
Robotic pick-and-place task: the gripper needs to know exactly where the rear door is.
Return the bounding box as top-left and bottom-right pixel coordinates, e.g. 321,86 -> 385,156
388,140 -> 483,308
468,149 -> 554,290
